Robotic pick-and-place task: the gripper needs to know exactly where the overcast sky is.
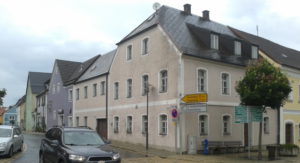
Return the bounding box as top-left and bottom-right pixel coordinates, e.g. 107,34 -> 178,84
0,0 -> 299,106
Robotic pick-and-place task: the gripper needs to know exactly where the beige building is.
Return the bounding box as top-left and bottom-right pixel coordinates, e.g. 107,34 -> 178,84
107,4 -> 277,152
73,50 -> 116,139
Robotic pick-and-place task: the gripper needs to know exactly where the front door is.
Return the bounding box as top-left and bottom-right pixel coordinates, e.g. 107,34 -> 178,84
96,119 -> 107,139
286,123 -> 293,144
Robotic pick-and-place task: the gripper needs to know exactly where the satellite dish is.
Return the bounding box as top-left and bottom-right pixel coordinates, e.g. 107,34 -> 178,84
153,2 -> 161,11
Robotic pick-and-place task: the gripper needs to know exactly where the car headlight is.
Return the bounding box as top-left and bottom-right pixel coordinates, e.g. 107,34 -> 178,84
112,153 -> 120,160
0,142 -> 7,147
69,154 -> 86,161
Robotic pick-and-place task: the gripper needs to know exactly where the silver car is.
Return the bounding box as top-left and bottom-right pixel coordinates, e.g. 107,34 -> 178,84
0,125 -> 24,157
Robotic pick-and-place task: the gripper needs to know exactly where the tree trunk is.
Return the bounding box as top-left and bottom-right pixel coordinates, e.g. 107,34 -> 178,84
258,121 -> 262,160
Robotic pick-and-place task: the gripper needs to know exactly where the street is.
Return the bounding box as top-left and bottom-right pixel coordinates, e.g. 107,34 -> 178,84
0,133 -> 144,163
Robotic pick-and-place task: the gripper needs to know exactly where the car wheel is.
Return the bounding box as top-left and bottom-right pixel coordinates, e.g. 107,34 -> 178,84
8,146 -> 13,158
19,143 -> 23,152
39,153 -> 44,163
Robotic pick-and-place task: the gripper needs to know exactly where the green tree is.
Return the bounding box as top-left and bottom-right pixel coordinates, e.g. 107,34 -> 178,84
0,89 -> 6,106
236,59 -> 291,160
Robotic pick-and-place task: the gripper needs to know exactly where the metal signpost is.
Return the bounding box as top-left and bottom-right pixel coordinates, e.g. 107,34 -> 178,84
235,106 -> 262,159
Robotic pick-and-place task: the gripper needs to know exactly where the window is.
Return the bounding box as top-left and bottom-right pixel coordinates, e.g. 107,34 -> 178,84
114,82 -> 119,100
114,116 -> 119,133
223,115 -> 231,135
127,79 -> 132,98
199,115 -> 208,135
251,46 -> 258,59
127,116 -> 133,134
142,38 -> 149,55
93,83 -> 97,97
68,89 -> 73,101
142,115 -> 148,134
160,70 -> 168,93
234,41 -> 241,56
100,81 -> 106,95
288,81 -> 293,101
68,117 -> 73,127
84,86 -> 88,99
76,117 -> 79,127
142,75 -> 149,96
221,73 -> 230,95
127,45 -> 132,60
76,88 -> 80,100
197,69 -> 207,92
159,114 -> 168,135
210,34 -> 219,50
263,117 -> 270,134
84,116 -> 88,126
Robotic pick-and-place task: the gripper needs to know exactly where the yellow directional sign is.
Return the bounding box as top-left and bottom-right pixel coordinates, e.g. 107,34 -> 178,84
181,93 -> 208,103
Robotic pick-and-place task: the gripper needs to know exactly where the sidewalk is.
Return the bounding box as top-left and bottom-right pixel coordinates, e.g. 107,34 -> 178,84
111,141 -> 300,163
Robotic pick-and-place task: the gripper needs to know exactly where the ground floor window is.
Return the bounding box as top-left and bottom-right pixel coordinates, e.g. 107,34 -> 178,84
263,117 -> 270,134
127,116 -> 133,134
199,114 -> 208,135
114,116 -> 119,133
142,115 -> 147,135
84,116 -> 88,127
159,114 -> 168,135
76,117 -> 79,127
223,115 -> 231,135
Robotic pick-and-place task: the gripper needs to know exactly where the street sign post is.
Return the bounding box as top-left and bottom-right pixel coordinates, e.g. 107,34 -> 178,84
181,93 -> 208,103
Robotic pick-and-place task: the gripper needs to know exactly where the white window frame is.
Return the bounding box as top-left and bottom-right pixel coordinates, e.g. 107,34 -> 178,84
221,72 -> 231,95
158,114 -> 168,136
141,37 -> 149,55
126,115 -> 133,134
126,79 -> 132,98
141,114 -> 148,135
159,70 -> 168,93
113,116 -> 119,133
288,81 -> 293,101
114,82 -> 119,100
100,81 -> 106,95
199,113 -> 209,136
263,116 -> 270,134
126,44 -> 133,61
197,68 -> 208,93
68,89 -> 73,101
93,83 -> 97,97
84,86 -> 88,99
251,46 -> 258,59
141,74 -> 149,96
210,33 -> 219,50
76,88 -> 80,100
222,114 -> 231,136
84,116 -> 88,127
234,41 -> 242,56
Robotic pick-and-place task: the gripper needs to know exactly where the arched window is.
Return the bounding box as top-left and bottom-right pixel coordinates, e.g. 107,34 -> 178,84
223,115 -> 231,135
263,117 -> 270,134
199,115 -> 208,135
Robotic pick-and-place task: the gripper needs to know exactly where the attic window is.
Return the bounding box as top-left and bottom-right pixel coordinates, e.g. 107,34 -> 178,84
234,41 -> 241,56
251,46 -> 258,59
90,65 -> 97,72
281,53 -> 288,58
210,34 -> 219,50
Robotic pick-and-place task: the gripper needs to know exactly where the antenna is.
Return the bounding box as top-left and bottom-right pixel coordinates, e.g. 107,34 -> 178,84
153,2 -> 161,11
256,25 -> 259,36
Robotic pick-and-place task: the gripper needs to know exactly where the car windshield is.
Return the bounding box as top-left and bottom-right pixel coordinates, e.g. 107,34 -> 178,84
0,128 -> 12,137
64,131 -> 105,146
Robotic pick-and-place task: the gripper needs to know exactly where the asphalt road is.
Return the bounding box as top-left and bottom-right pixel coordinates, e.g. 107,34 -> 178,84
3,133 -> 144,163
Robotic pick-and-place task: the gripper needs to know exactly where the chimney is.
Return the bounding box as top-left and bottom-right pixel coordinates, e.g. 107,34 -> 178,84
202,10 -> 210,21
183,4 -> 191,15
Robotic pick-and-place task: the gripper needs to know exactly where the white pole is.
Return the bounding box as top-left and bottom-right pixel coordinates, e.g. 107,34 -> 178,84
247,106 -> 251,159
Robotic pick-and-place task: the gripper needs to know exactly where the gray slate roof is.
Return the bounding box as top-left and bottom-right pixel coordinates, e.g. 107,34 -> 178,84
77,49 -> 116,83
64,55 -> 100,85
230,27 -> 300,70
56,59 -> 81,85
28,72 -> 51,94
118,5 -> 249,66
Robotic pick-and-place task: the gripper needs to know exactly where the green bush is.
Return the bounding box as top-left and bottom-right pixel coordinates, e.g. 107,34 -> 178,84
280,144 -> 299,150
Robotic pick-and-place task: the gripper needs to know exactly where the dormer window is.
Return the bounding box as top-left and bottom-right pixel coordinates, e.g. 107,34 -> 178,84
234,41 -> 241,56
210,34 -> 219,50
251,46 -> 258,59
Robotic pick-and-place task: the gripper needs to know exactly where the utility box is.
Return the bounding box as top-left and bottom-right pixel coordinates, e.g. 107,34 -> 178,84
188,135 -> 197,154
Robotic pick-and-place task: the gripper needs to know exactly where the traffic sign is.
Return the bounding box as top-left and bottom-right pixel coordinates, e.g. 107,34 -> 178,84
171,109 -> 178,118
235,106 -> 248,123
181,93 -> 208,103
185,103 -> 207,112
235,106 -> 263,123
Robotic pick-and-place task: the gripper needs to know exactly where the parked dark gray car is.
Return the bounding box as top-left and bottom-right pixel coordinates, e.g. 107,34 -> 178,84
39,126 -> 121,163
0,125 -> 24,157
